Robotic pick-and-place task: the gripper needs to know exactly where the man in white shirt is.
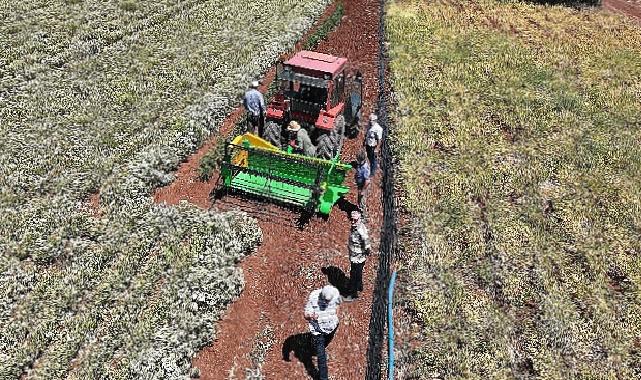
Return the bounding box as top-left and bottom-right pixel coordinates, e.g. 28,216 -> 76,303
344,210 -> 371,302
304,284 -> 341,380
364,113 -> 383,177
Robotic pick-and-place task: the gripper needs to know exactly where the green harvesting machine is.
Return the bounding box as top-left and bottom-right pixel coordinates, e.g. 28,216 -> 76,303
219,133 -> 352,215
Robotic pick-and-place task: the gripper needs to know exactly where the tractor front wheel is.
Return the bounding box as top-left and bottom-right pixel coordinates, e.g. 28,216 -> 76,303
333,115 -> 345,136
332,115 -> 345,156
346,111 -> 361,138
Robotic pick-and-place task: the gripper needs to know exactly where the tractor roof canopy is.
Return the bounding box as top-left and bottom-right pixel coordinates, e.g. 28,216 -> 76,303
285,51 -> 347,78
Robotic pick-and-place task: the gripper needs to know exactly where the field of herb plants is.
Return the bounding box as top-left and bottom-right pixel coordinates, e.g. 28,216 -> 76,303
387,0 -> 641,379
0,0 -> 332,378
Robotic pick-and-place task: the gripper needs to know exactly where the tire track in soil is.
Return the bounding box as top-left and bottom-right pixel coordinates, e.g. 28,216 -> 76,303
603,0 -> 641,21
153,0 -> 383,378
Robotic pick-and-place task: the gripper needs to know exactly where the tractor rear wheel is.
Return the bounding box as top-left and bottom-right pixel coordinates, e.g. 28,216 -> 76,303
316,134 -> 335,160
263,121 -> 282,148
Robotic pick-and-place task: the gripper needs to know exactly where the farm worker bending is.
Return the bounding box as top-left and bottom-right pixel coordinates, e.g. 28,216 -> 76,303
287,121 -> 316,157
243,80 -> 265,135
364,113 -> 383,177
354,150 -> 371,217
344,210 -> 371,302
304,284 -> 341,380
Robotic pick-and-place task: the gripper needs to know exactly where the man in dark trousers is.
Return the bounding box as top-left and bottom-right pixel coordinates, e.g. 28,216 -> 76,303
364,112 -> 383,177
304,284 -> 341,380
344,210 -> 371,302
242,80 -> 265,135
354,150 -> 371,218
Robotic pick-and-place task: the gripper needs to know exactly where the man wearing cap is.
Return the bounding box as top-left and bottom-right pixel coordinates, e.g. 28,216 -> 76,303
354,149 -> 371,217
364,112 -> 383,177
344,210 -> 371,302
287,120 -> 316,157
304,284 -> 341,380
243,80 -> 265,135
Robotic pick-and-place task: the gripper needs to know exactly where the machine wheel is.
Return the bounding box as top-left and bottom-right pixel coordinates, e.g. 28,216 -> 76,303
346,112 -> 361,138
332,115 -> 346,155
316,134 -> 335,160
263,121 -> 282,148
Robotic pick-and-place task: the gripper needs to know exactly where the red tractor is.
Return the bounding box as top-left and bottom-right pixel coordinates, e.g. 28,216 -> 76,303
261,51 -> 363,159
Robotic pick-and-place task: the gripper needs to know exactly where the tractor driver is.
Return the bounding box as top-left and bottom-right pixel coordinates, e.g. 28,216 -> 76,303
287,121 -> 316,157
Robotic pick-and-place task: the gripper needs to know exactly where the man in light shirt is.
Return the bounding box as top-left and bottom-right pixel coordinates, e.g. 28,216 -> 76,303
304,284 -> 341,380
364,113 -> 383,177
344,210 -> 371,302
287,120 -> 316,157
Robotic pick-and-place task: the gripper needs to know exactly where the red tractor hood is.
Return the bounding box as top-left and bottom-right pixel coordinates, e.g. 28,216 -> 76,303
285,51 -> 347,78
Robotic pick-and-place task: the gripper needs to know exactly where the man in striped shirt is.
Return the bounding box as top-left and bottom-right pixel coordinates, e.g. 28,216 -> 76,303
344,210 -> 371,302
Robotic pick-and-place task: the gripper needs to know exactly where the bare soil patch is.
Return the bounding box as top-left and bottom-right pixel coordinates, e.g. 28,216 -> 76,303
604,0 -> 641,20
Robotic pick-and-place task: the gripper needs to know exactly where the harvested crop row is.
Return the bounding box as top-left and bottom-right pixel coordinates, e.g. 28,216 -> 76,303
387,0 -> 641,379
0,0 -> 331,378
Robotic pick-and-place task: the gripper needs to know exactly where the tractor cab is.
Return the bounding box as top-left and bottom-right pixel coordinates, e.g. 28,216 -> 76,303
263,51 -> 363,159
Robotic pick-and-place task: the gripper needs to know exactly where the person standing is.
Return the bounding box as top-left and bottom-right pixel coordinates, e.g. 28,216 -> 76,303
287,120 -> 316,157
364,113 -> 383,177
354,150 -> 371,217
243,80 -> 265,135
344,210 -> 371,302
304,285 -> 341,380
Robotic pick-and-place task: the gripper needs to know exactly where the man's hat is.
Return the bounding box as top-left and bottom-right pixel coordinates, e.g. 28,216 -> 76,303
287,121 -> 301,132
250,80 -> 260,88
350,210 -> 361,221
369,113 -> 378,121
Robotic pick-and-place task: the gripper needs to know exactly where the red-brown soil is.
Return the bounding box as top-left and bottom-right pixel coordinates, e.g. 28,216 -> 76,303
153,0 -> 384,378
604,0 -> 641,21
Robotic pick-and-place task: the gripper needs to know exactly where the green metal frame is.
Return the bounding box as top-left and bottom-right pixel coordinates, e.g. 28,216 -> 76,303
219,134 -> 351,215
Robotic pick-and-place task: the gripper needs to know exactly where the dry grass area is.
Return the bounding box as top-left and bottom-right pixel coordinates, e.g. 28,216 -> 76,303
387,0 -> 641,378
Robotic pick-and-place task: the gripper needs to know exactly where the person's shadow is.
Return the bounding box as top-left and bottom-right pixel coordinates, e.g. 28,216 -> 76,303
337,197 -> 359,217
321,266 -> 351,297
282,332 -> 318,379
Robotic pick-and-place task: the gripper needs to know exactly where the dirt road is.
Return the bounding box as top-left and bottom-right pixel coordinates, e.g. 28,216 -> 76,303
154,0 -> 384,378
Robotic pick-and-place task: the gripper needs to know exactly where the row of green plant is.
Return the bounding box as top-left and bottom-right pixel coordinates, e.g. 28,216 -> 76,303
304,2 -> 344,50
0,0 -> 332,378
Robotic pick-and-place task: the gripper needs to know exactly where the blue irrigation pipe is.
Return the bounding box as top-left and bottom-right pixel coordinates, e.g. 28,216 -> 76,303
387,271 -> 398,380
